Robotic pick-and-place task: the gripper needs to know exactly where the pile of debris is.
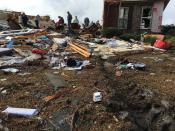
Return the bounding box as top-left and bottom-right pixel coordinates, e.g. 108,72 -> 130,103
0,20 -> 10,31
0,29 -> 92,71
0,24 -> 174,131
0,27 -> 159,70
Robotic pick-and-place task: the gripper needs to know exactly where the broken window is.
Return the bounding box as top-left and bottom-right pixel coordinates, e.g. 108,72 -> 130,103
140,7 -> 152,29
118,7 -> 129,29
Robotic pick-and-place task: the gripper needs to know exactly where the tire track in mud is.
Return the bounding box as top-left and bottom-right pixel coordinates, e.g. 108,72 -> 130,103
99,56 -> 175,131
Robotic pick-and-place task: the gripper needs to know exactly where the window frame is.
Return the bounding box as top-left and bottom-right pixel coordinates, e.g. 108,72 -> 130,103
140,6 -> 152,29
118,7 -> 129,29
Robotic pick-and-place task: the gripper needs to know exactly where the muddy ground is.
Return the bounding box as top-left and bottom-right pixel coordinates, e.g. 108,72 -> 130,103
0,51 -> 175,131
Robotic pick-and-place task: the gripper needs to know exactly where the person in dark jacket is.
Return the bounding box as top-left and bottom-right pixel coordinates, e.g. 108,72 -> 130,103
84,17 -> 90,28
22,13 -> 29,27
67,11 -> 72,33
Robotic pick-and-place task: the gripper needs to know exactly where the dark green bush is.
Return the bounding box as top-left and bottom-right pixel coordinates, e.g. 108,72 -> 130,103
161,25 -> 175,35
119,34 -> 140,41
101,27 -> 122,38
165,35 -> 175,45
144,36 -> 157,45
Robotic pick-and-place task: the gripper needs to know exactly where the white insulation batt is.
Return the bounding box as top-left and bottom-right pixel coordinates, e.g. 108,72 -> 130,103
2,107 -> 38,117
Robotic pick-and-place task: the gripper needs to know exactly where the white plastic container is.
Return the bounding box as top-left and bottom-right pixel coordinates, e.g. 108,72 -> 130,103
93,92 -> 102,102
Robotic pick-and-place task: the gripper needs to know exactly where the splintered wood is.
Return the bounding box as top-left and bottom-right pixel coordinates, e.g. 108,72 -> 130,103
43,88 -> 79,102
14,32 -> 49,39
68,41 -> 91,58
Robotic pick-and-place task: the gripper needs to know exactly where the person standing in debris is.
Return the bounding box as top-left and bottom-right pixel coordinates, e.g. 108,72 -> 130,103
56,16 -> 65,31
72,16 -> 80,30
56,16 -> 64,31
96,20 -> 102,29
18,13 -> 23,28
35,15 -> 41,29
56,16 -> 64,26
73,16 -> 79,24
67,11 -> 72,33
22,13 -> 29,27
95,20 -> 102,36
84,17 -> 90,28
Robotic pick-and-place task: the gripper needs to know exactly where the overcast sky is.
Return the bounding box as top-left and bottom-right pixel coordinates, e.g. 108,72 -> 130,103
0,0 -> 174,25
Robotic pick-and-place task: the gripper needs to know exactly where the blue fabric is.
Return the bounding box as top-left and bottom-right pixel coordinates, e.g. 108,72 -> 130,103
39,36 -> 49,41
6,40 -> 14,48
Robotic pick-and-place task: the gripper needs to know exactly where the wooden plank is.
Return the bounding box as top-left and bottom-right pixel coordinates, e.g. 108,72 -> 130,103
13,45 -> 32,50
70,46 -> 90,58
69,42 -> 88,53
14,32 -> 49,39
69,42 -> 90,57
73,42 -> 88,51
70,46 -> 89,57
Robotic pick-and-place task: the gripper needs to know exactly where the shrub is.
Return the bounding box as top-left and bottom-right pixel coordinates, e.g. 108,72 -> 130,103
161,25 -> 175,35
119,34 -> 140,41
101,27 -> 122,38
165,36 -> 175,45
144,36 -> 157,45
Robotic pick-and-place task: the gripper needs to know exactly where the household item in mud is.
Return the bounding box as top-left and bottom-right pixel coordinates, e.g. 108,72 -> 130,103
66,58 -> 82,67
134,63 -> 146,70
93,92 -> 102,102
154,40 -> 171,49
127,63 -> 146,70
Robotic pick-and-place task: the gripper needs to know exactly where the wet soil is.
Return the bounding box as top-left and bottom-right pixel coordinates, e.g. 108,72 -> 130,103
0,51 -> 175,131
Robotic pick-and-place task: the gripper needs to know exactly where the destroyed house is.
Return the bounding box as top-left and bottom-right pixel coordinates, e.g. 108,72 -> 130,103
103,0 -> 170,33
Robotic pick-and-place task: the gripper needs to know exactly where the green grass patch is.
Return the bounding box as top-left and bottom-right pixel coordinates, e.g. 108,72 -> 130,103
165,35 -> 175,45
144,36 -> 157,45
